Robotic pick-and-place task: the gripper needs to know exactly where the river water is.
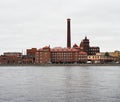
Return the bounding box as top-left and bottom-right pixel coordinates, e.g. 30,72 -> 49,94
0,66 -> 120,102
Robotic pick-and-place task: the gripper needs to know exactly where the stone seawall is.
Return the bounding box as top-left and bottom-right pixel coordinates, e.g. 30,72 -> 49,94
0,63 -> 120,66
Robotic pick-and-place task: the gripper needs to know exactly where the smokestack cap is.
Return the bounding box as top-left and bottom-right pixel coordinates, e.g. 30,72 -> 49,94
67,18 -> 71,21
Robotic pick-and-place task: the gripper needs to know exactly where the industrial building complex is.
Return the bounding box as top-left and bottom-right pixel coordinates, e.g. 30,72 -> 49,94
0,19 -> 120,64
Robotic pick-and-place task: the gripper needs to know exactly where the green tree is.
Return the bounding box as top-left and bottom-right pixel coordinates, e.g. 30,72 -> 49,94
104,52 -> 110,57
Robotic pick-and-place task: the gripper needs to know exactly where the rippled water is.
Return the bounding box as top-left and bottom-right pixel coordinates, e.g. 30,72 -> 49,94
0,66 -> 120,102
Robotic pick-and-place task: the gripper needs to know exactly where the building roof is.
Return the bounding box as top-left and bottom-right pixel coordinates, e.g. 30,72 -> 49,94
51,47 -> 79,52
37,46 -> 50,51
43,46 -> 50,49
90,47 -> 99,48
73,43 -> 79,48
4,52 -> 22,54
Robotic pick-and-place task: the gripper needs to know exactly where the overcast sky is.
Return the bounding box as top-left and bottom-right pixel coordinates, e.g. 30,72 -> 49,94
0,0 -> 120,54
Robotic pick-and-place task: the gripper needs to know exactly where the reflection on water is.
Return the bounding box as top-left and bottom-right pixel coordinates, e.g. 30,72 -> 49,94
0,66 -> 120,102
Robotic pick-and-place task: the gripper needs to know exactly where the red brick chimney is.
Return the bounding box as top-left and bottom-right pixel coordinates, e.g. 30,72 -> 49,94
67,18 -> 71,48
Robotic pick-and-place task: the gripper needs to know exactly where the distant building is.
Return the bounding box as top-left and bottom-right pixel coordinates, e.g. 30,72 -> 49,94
97,52 -> 119,62
87,53 -> 114,63
4,52 -> 22,57
1,18 -> 102,65
87,55 -> 101,63
80,36 -> 100,55
35,46 -> 87,64
35,19 -> 100,64
0,52 -> 22,64
111,51 -> 120,58
35,46 -> 51,64
51,47 -> 78,63
27,48 -> 37,57
22,55 -> 34,64
95,53 -> 114,63
0,55 -> 9,64
26,48 -> 37,63
111,51 -> 120,62
77,52 -> 87,63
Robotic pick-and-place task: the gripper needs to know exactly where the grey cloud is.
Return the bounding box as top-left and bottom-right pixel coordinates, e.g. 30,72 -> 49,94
0,0 -> 120,54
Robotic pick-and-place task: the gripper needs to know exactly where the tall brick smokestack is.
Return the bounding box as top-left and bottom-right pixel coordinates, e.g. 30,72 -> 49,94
67,18 -> 71,48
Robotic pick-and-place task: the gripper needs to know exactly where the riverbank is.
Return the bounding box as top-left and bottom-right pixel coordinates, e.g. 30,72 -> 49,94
0,63 -> 120,66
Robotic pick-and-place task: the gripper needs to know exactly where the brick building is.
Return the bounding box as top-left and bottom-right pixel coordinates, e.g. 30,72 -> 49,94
27,48 -> 37,57
77,52 -> 87,63
26,48 -> 37,63
4,52 -> 22,57
80,36 -> 100,55
22,55 -> 34,64
0,52 -> 22,64
51,47 -> 78,63
35,46 -> 51,64
35,46 -> 87,64
0,18 -> 101,65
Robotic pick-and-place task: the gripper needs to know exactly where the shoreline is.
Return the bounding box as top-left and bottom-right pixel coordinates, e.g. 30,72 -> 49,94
0,63 -> 120,66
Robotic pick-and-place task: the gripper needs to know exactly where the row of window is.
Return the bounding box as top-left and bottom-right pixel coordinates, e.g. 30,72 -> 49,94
89,49 -> 99,51
88,56 -> 100,59
52,52 -> 73,55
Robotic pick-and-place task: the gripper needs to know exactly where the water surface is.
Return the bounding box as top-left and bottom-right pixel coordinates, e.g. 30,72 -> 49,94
0,66 -> 120,102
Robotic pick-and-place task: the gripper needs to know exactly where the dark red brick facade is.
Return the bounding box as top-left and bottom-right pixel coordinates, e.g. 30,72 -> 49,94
35,46 -> 51,64
80,36 -> 100,55
35,47 -> 87,64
